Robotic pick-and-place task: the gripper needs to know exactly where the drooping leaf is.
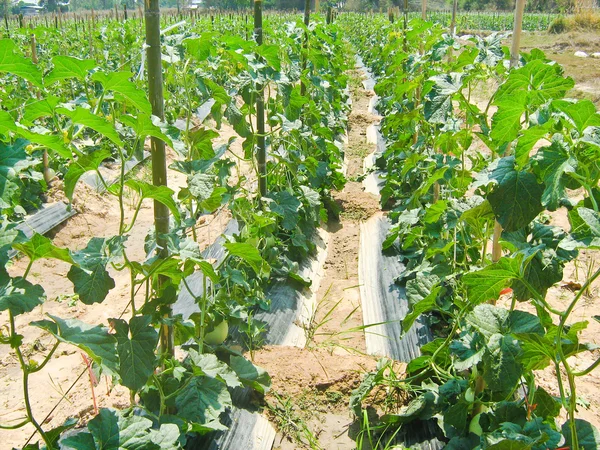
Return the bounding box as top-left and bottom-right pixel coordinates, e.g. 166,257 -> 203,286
187,350 -> 241,389
424,73 -> 464,124
92,71 -> 152,115
112,315 -> 158,391
123,179 -> 181,222
532,141 -> 577,210
32,315 -> 118,375
13,233 -> 73,264
175,376 -> 231,426
562,419 -> 600,450
120,114 -> 173,148
57,107 -> 124,147
488,157 -> 544,231
463,257 -> 522,305
45,55 -> 96,83
267,191 -> 301,230
483,333 -> 523,395
223,242 -> 269,275
0,39 -> 43,87
229,355 -> 271,394
553,99 -> 600,134
64,149 -> 112,202
67,265 -> 116,305
0,271 -> 45,316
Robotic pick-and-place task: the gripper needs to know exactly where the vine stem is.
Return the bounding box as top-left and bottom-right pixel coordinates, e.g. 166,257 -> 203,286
554,266 -> 600,449
9,312 -> 52,449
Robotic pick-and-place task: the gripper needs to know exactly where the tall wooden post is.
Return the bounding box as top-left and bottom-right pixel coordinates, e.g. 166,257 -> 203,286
254,0 -> 266,198
144,0 -> 172,358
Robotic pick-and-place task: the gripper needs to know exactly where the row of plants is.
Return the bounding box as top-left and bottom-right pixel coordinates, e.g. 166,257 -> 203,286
340,13 -> 600,450
0,11 -> 349,450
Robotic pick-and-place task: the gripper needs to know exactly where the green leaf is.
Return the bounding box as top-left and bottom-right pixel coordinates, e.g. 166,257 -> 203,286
18,129 -> 73,159
514,125 -> 550,168
32,315 -> 118,375
562,419 -> 600,450
175,376 -> 231,426
532,142 -> 577,210
516,333 -> 554,371
57,107 -> 124,147
124,179 -> 180,222
463,257 -> 522,305
92,71 -> 152,115
554,99 -> 600,134
120,114 -> 173,148
0,109 -> 17,135
64,149 -> 112,202
13,233 -> 73,264
112,315 -> 158,392
533,387 -> 561,420
67,265 -> 116,305
23,96 -> 61,123
257,45 -> 281,71
0,39 -> 43,87
70,236 -> 125,270
45,55 -> 95,83
0,271 -> 45,316
508,310 -> 544,335
0,140 -> 40,209
229,355 -> 271,394
402,285 -> 441,333
267,191 -> 301,230
223,242 -> 269,275
488,157 -> 544,231
490,98 -> 526,146
486,440 -> 532,450
483,333 -> 523,394
465,304 -> 510,337
187,349 -> 241,388
424,73 -> 464,124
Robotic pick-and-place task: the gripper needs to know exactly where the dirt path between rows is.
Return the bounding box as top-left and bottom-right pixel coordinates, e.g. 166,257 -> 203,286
253,66 -> 382,450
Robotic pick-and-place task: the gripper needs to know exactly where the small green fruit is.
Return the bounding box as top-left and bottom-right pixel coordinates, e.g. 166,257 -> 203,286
203,320 -> 229,345
469,413 -> 483,436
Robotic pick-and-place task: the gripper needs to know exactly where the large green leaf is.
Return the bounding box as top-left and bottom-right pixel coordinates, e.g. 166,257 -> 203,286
187,349 -> 241,389
67,265 -> 116,305
32,315 -> 118,375
0,39 -> 43,87
490,98 -> 526,146
223,242 -> 269,275
62,408 -> 168,450
112,315 -> 158,391
18,129 -> 73,159
13,233 -> 73,264
267,191 -> 301,230
0,270 -> 45,316
402,285 -> 441,333
123,179 -> 181,222
0,140 -> 39,209
488,157 -> 544,231
424,73 -> 465,124
23,96 -> 61,123
57,107 -> 124,147
92,71 -> 152,115
64,149 -> 112,202
532,141 -> 577,210
463,257 -> 522,305
553,99 -> 600,134
229,355 -> 271,394
562,419 -> 600,450
120,114 -> 173,148
175,376 -> 231,426
45,55 -> 96,84
483,333 -> 523,394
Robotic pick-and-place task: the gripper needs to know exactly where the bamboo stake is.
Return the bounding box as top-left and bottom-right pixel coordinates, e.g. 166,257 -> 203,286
144,0 -> 172,358
300,0 -> 310,96
254,0 -> 266,198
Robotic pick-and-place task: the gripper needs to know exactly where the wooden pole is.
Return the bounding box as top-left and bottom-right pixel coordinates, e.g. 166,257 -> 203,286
144,0 -> 173,358
254,0 -> 266,198
421,0 -> 426,20
450,0 -> 458,35
300,0 -> 310,96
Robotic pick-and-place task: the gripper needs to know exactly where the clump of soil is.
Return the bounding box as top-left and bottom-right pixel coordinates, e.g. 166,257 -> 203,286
335,182 -> 381,223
